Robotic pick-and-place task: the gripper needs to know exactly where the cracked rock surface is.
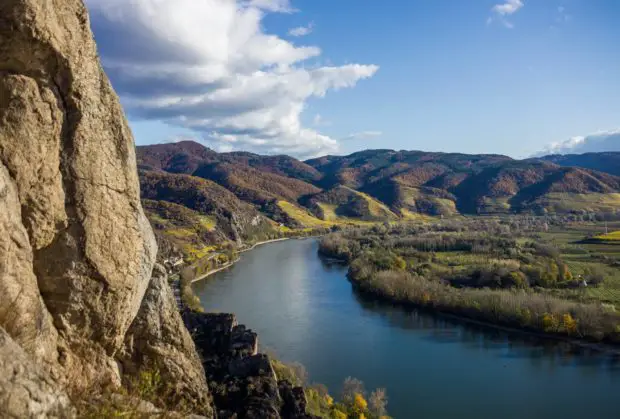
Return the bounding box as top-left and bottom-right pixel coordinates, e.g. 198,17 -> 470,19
0,0 -> 213,415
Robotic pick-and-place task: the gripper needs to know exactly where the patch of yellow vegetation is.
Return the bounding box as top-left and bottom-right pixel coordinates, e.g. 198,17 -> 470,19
277,201 -> 333,227
540,193 -> 620,213
342,186 -> 399,219
146,213 -> 170,226
278,200 -> 383,228
199,216 -> 217,230
184,245 -> 217,262
400,208 -> 433,221
166,228 -> 196,238
595,231 -> 620,241
316,203 -> 338,221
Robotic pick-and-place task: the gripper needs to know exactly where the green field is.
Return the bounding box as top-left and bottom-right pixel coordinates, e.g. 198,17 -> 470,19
538,222 -> 620,306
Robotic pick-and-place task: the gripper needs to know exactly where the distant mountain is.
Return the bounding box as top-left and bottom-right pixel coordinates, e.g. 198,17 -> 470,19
305,149 -> 511,189
136,143 -> 620,253
538,152 -> 620,177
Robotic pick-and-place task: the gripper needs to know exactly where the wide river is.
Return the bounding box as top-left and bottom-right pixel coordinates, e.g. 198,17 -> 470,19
193,238 -> 620,419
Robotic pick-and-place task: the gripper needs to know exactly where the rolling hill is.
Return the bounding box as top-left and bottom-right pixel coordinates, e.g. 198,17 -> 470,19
136,142 -> 620,256
539,152 -> 620,177
304,150 -> 620,216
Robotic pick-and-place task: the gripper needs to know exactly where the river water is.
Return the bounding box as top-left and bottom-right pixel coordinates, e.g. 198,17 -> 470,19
192,238 -> 620,419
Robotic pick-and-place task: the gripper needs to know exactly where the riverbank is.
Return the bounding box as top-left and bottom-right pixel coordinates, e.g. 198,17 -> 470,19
191,236 -> 620,419
190,238 -> 290,284
351,278 -> 620,355
318,222 -> 620,347
345,254 -> 620,346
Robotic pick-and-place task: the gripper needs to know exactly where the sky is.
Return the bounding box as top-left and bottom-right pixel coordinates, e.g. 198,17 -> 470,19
85,0 -> 620,159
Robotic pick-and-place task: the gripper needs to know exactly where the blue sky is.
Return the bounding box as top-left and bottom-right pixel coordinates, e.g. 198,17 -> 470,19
86,0 -> 620,158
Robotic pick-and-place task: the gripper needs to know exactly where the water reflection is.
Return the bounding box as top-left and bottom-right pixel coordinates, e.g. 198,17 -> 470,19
197,239 -> 620,419
352,288 -> 620,376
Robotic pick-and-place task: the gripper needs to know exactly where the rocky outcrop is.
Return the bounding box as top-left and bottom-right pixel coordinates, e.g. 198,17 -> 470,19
184,311 -> 317,419
0,328 -> 71,419
0,2 -> 318,418
121,264 -> 213,416
0,165 -> 59,368
0,0 -> 212,414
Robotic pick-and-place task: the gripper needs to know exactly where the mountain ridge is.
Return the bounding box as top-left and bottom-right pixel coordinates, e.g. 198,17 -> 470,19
137,142 -> 620,237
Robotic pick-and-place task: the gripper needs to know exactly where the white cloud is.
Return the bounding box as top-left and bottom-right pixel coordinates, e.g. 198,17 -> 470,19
85,0 -> 378,158
342,131 -> 383,141
537,129 -> 620,155
487,0 -> 524,28
289,22 -> 314,37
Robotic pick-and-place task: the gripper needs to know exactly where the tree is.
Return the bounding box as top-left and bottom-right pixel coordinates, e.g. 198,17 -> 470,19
341,377 -> 365,405
369,388 -> 388,417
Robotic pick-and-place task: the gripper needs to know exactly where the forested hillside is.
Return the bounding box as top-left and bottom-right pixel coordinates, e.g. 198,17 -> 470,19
137,142 -> 620,247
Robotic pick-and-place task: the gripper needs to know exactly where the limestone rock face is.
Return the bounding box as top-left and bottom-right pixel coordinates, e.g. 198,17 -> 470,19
0,328 -> 72,419
0,0 -> 156,360
0,165 -> 58,366
0,0 -> 210,408
121,265 -> 214,417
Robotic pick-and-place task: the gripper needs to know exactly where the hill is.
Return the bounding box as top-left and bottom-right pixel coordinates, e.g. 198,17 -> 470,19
137,144 -> 620,244
305,150 -> 620,216
539,152 -> 620,177
302,185 -> 399,222
139,170 -> 277,255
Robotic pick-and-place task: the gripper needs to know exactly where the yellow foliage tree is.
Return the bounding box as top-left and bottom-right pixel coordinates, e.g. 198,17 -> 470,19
332,409 -> 347,419
542,313 -> 558,332
354,393 -> 368,411
562,313 -> 577,334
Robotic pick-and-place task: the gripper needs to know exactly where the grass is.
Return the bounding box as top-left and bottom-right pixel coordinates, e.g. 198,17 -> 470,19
595,231 -> 620,241
198,216 -> 217,230
341,186 -> 399,219
538,223 -> 620,305
400,208 -> 434,222
278,201 -> 335,228
397,185 -> 459,217
166,228 -> 197,238
535,193 -> 620,213
317,203 -> 339,221
183,245 -> 217,263
277,200 -> 381,228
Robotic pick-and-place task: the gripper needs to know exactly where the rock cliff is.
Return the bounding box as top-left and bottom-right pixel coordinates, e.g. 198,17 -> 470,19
1,1 -> 322,417
0,0 -> 211,415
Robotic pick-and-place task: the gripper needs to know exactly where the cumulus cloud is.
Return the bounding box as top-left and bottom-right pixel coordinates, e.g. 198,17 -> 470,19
342,131 -> 383,141
536,129 -> 620,155
487,0 -> 524,28
289,22 -> 314,37
85,0 -> 378,158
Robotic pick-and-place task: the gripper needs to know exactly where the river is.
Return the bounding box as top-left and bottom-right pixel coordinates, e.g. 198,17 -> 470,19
192,238 -> 620,419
